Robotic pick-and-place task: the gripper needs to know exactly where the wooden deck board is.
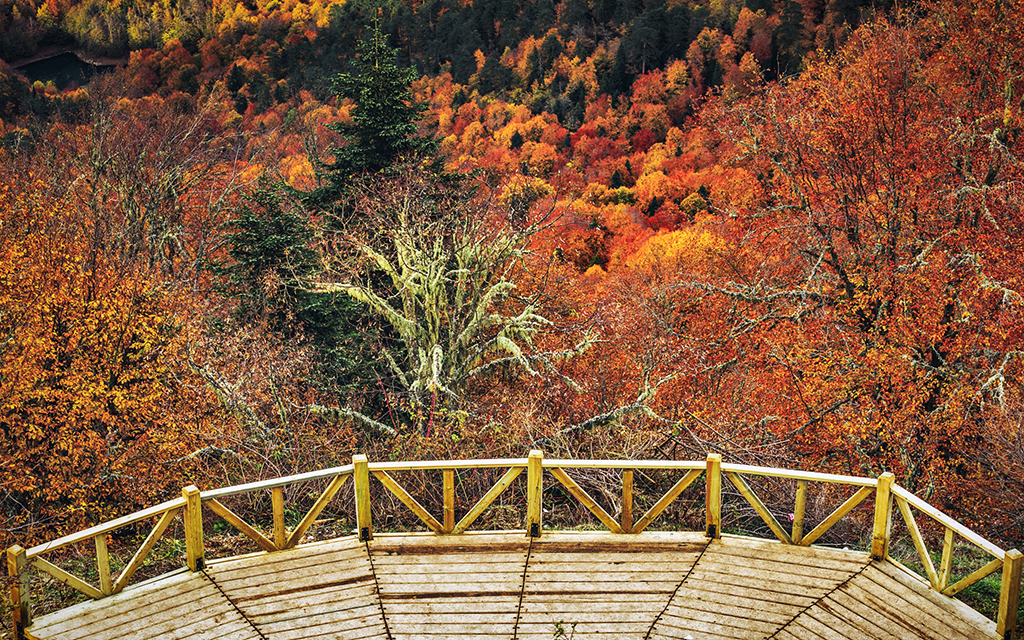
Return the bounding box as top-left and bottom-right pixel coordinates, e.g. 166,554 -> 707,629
647,536 -> 867,640
205,536 -> 389,640
516,532 -> 703,639
23,531 -> 1003,640
371,532 -> 524,640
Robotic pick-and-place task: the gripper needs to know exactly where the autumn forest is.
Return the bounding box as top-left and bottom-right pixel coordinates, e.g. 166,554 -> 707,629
1,0 -> 1023,575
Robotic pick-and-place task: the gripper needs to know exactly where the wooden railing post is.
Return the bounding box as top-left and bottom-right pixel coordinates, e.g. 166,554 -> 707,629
622,469 -> 634,533
443,469 -> 455,533
526,450 -> 543,537
7,545 -> 30,640
354,454 -> 372,541
871,473 -> 894,561
183,485 -> 204,571
705,453 -> 722,539
998,549 -> 1023,640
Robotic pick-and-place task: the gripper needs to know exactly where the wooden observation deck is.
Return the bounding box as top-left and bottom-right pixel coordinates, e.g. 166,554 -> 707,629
8,453 -> 1023,640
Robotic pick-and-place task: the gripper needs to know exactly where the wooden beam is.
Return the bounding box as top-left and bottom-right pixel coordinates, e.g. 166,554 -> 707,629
182,485 -> 205,571
113,508 -> 180,594
32,557 -> 103,600
895,496 -> 939,589
871,473 -> 894,561
526,450 -> 543,537
939,527 -> 955,589
892,484 -> 1005,559
942,558 -> 1002,597
371,470 -> 445,534
705,454 -> 722,539
792,480 -> 807,544
285,474 -> 350,549
549,468 -> 623,534
94,535 -> 112,596
726,471 -> 793,545
543,460 -> 704,470
369,458 -> 528,472
621,470 -> 634,533
799,486 -> 872,547
7,545 -> 31,638
207,499 -> 277,552
453,467 -> 523,534
202,464 -> 354,501
998,549 -> 1023,640
271,487 -> 286,550
720,463 -> 878,486
26,497 -> 186,558
443,470 -> 455,533
354,454 -> 372,541
631,469 -> 702,534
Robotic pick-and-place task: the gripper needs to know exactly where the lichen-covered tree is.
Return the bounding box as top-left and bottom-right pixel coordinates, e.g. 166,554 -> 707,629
311,165 -> 586,435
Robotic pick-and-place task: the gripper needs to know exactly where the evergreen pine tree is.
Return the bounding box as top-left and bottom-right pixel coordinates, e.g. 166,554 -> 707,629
305,18 -> 436,210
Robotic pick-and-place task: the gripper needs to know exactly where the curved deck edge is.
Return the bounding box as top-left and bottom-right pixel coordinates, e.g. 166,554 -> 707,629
24,531 -> 1000,640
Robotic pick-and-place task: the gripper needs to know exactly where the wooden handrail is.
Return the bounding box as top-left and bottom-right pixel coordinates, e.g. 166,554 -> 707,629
202,463 -> 355,500
543,459 -> 704,470
369,458 -> 529,471
721,463 -> 879,487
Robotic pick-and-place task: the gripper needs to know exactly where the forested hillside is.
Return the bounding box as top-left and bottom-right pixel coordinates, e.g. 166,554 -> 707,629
1,0 -> 1023,559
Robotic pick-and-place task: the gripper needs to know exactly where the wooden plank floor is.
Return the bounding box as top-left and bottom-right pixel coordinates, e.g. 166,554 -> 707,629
25,532 -> 1001,640
517,531 -> 707,640
372,532 -> 530,640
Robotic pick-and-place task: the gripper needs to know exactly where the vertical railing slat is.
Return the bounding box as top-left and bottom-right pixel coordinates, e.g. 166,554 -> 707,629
94,535 -> 112,596
939,527 -> 955,590
443,469 -> 455,533
792,480 -> 807,544
622,469 -> 634,533
272,487 -> 286,550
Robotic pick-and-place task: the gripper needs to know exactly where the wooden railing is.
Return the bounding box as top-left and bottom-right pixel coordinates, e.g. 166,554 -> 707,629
7,452 -> 1023,640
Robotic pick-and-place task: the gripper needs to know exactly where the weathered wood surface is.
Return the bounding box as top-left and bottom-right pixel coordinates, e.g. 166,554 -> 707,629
25,532 -> 1001,640
517,531 -> 706,640
211,535 -> 387,640
372,532 -> 529,640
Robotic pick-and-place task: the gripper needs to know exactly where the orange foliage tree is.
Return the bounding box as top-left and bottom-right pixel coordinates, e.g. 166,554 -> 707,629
0,184 -> 205,537
701,16 -> 1024,524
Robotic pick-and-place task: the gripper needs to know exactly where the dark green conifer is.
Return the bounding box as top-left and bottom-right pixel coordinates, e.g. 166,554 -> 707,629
306,18 -> 435,210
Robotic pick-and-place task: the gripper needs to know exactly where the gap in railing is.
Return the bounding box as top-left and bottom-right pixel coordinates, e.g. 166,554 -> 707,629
718,474 -> 874,552
206,480 -> 357,554
284,476 -> 356,543
544,467 -> 621,531
24,518 -> 188,619
629,467 -> 705,532
370,467 -> 529,533
886,512 -> 1013,624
